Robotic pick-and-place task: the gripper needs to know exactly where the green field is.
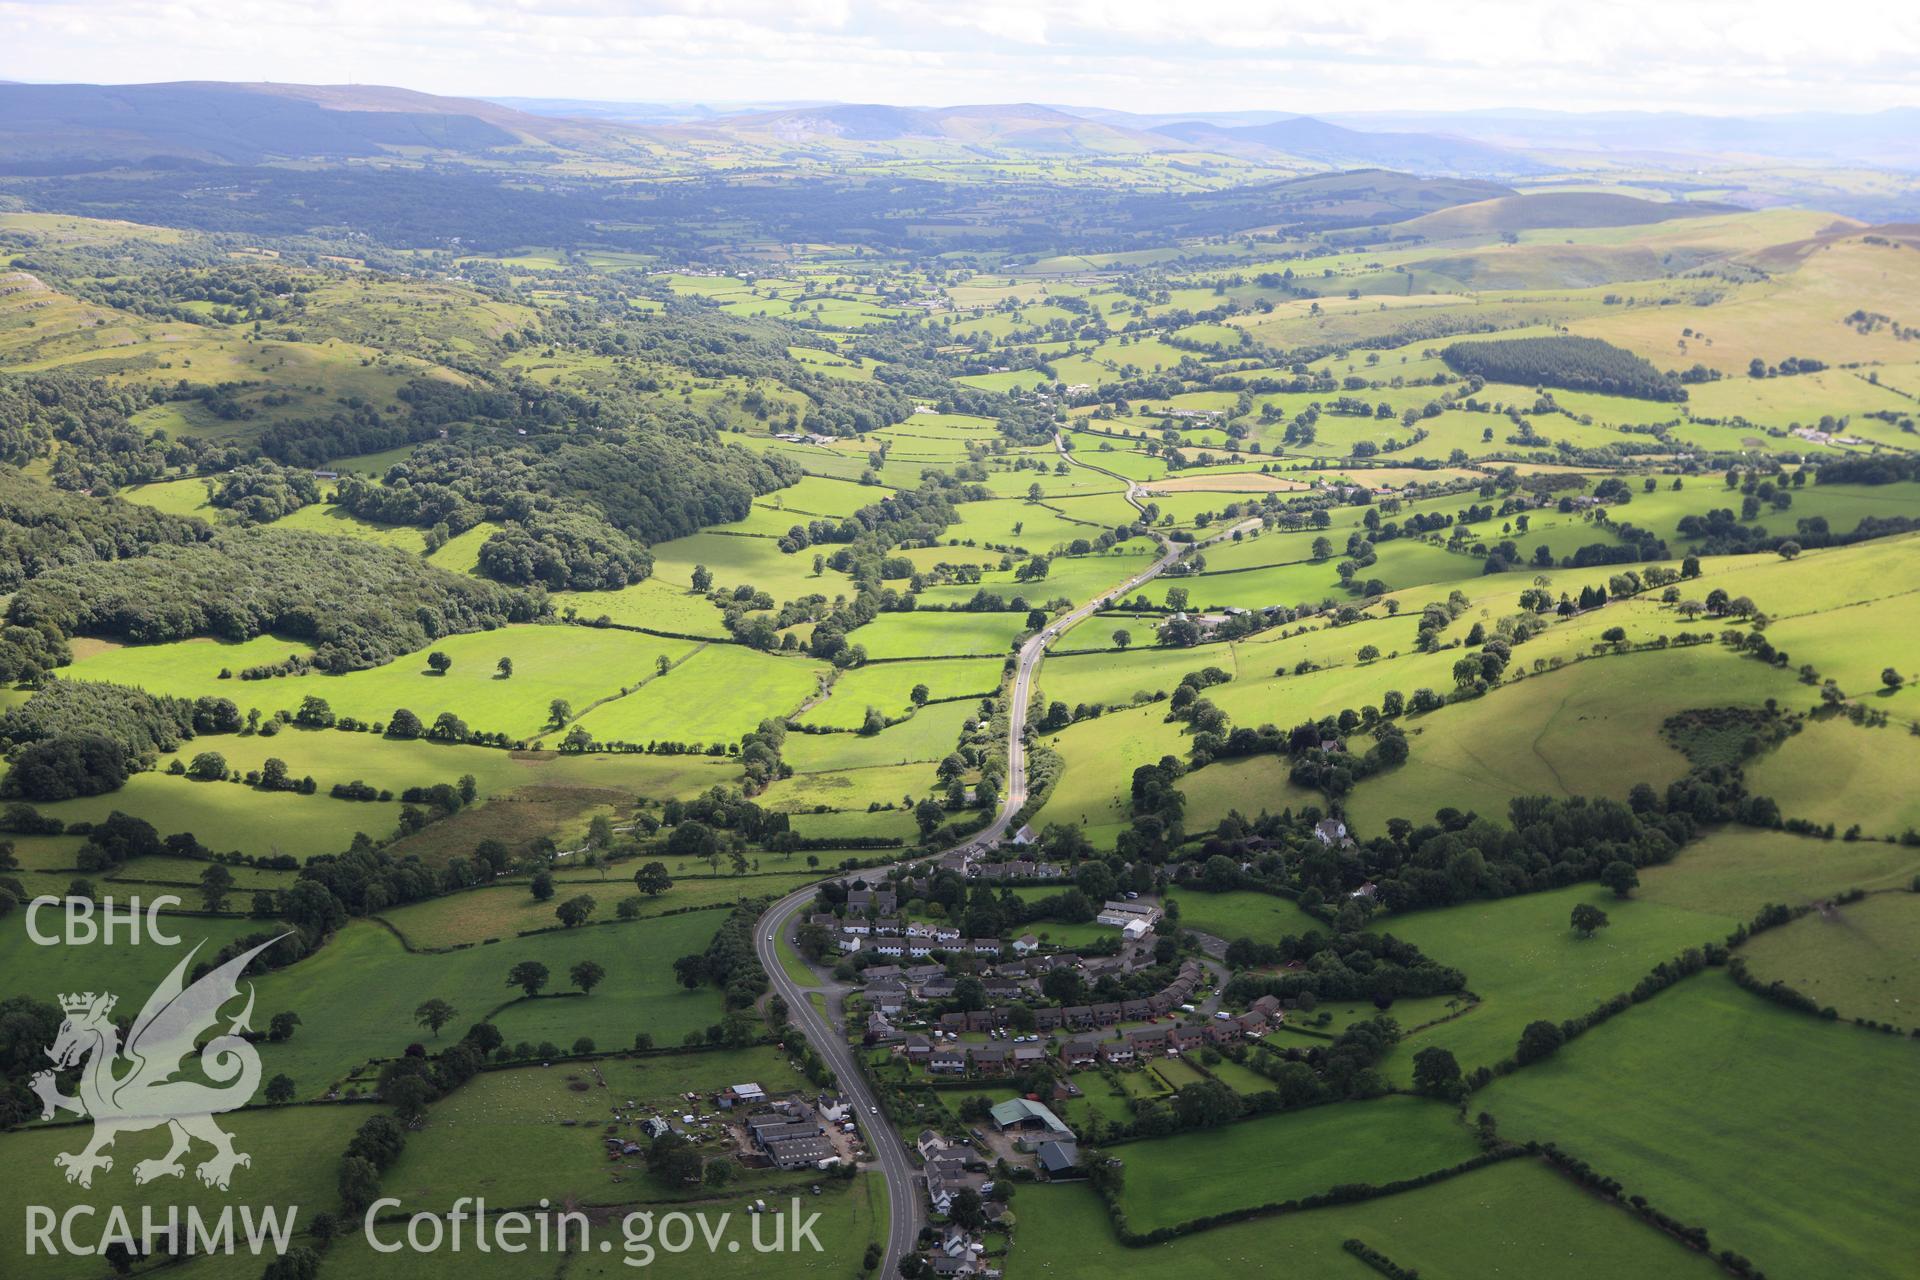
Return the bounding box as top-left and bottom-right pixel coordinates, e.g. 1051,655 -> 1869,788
573,646 -> 828,747
1348,645 -> 1805,834
783,699 -> 978,771
244,913 -> 729,1095
1010,1158 -> 1723,1280
1380,880 -> 1742,1081
794,657 -> 1004,729
845,612 -> 1027,659
378,872 -> 826,949
1114,1095 -> 1478,1232
1478,973 -> 1920,1280
1746,718 -> 1920,838
67,625 -> 697,741
1162,889 -> 1324,943
0,911 -> 266,1002
1740,891 -> 1920,1027
0,1103 -> 373,1280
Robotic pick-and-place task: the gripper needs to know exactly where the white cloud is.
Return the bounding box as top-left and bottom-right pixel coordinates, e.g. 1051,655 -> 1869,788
0,0 -> 1914,114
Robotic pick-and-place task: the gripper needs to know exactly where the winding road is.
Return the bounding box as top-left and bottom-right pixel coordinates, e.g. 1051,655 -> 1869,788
751,430 -> 1260,1275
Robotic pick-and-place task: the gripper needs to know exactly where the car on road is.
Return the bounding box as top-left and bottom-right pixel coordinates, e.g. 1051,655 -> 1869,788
869,1104 -> 878,1114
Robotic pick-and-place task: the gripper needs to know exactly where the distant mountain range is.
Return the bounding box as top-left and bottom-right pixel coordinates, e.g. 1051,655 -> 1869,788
1145,116 -> 1550,176
0,81 -> 631,169
1065,105 -> 1920,172
0,80 -> 1915,182
1308,108 -> 1920,171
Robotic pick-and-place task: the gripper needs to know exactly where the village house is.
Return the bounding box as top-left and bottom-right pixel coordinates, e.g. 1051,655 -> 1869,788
1059,1037 -> 1101,1067
970,1044 -> 1011,1074
925,1154 -> 992,1215
1313,818 -> 1357,851
1126,1026 -> 1169,1055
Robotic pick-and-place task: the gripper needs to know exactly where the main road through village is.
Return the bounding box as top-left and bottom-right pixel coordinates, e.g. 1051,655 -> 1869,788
752,434 -> 1260,1274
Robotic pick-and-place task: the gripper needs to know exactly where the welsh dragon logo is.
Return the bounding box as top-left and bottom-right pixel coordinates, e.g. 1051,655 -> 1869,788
29,936 -> 283,1191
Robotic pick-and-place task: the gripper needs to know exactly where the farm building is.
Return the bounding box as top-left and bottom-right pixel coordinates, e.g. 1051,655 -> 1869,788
1096,900 -> 1160,928
989,1098 -> 1073,1138
1036,1140 -> 1081,1177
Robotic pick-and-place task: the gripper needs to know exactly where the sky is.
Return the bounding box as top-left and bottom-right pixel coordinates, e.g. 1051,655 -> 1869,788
1,0 -> 1917,116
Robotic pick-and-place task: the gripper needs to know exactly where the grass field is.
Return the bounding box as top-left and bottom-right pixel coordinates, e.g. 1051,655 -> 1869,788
845,612 -> 1027,659
1009,1157 -> 1723,1280
0,911 -> 266,1002
1478,972 -> 1920,1280
377,872 -> 826,949
1380,880 -> 1742,1081
1037,642 -> 1240,707
783,699 -> 978,771
1162,889 -> 1325,942
67,625 -> 697,741
555,579 -> 734,637
0,1103 -> 373,1280
1347,645 -> 1805,833
573,646 -> 828,747
1745,718 -> 1920,838
1739,891 -> 1920,1027
1114,1095 -> 1478,1232
761,763 -> 936,813
245,913 -> 728,1095
794,658 -> 1005,729
1177,755 -> 1323,830
1637,826 -> 1920,913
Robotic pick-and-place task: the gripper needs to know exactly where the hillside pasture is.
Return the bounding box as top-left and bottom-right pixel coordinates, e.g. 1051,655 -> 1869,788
795,657 -> 1005,729
247,913 -> 728,1094
1739,891 -> 1920,1028
1008,1158 -> 1722,1280
1114,1095 -> 1478,1233
1477,972 -> 1920,1280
